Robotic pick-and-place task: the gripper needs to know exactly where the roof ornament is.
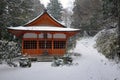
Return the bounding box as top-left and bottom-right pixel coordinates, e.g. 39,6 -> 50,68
44,8 -> 47,12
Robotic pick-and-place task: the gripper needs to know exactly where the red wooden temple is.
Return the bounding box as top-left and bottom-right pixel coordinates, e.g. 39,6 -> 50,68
7,10 -> 80,56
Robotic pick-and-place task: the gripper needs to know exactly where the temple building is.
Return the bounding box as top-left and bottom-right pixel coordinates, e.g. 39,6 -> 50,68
7,10 -> 80,56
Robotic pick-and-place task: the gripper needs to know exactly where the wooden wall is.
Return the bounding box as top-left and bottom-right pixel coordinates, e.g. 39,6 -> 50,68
22,32 -> 68,56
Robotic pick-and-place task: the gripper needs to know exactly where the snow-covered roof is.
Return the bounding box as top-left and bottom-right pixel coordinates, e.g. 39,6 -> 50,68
24,12 -> 44,25
8,26 -> 80,32
24,11 -> 65,27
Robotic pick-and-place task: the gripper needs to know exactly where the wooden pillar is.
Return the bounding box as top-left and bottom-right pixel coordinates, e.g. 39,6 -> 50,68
65,33 -> 69,54
37,33 -> 39,54
22,38 -> 24,55
52,32 -> 54,55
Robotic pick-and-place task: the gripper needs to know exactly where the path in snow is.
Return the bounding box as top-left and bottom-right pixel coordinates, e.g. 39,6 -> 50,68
0,37 -> 120,80
73,37 -> 120,80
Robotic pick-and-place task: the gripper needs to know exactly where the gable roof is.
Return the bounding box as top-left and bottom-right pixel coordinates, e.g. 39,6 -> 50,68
24,10 -> 65,27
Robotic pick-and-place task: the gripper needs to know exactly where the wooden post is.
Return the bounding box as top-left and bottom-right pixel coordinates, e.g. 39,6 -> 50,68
22,39 -> 24,55
37,33 -> 39,55
52,32 -> 54,56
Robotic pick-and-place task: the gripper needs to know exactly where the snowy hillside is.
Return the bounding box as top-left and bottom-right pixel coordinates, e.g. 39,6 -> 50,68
0,37 -> 120,80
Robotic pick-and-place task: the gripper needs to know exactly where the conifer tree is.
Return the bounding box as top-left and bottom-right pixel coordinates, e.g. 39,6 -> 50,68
0,0 -> 44,40
71,0 -> 102,36
102,0 -> 120,57
47,0 -> 63,21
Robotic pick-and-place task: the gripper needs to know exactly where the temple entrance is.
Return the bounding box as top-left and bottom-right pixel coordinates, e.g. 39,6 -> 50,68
41,33 -> 52,55
39,40 -> 52,56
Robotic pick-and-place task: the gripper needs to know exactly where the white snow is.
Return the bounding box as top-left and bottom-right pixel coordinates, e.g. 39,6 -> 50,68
40,0 -> 74,9
0,37 -> 120,80
8,26 -> 80,31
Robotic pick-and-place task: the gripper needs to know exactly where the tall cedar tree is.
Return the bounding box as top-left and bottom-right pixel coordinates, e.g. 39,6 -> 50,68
47,0 -> 63,21
0,0 -> 44,40
71,0 -> 81,29
71,0 -> 102,36
0,0 -> 6,39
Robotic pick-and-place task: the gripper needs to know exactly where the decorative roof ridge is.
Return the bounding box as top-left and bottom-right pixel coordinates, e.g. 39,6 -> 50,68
24,9 -> 66,27
24,11 -> 44,26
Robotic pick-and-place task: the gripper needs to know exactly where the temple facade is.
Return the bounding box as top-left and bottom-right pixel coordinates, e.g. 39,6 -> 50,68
7,10 -> 80,56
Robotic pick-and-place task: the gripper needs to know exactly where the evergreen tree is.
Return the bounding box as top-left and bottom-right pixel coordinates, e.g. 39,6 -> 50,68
0,0 -> 44,65
0,0 -> 6,39
0,40 -> 20,66
71,0 -> 102,36
0,0 -> 6,26
102,0 -> 120,57
6,0 -> 34,26
71,0 -> 82,34
0,0 -> 44,40
32,0 -> 44,18
47,0 -> 63,21
0,0 -> 35,40
61,9 -> 72,27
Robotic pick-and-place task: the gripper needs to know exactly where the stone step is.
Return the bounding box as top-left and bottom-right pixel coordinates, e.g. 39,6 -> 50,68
37,56 -> 54,62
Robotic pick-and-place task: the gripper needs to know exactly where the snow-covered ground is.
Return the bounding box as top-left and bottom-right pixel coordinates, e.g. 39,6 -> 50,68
0,37 -> 120,80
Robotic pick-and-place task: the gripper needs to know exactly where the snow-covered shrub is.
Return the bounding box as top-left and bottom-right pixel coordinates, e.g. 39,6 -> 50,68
0,40 -> 21,66
19,58 -> 31,68
95,28 -> 119,60
51,59 -> 63,67
51,56 -> 73,67
73,53 -> 81,57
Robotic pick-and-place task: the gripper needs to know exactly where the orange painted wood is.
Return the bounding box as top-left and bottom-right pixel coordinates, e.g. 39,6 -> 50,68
23,49 -> 39,55
25,12 -> 65,27
22,49 -> 65,56
52,49 -> 65,56
22,32 -> 67,56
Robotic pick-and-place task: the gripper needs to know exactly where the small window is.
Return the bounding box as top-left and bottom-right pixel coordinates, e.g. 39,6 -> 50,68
46,41 -> 52,49
23,33 -> 37,38
47,33 -> 52,38
53,33 -> 66,38
24,40 -> 37,49
54,41 -> 66,49
44,33 -> 47,39
39,41 -> 45,49
39,33 -> 52,38
39,33 -> 44,38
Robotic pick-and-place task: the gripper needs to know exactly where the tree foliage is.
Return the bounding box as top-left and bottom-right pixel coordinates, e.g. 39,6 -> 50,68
0,40 -> 21,66
71,0 -> 103,36
61,9 -> 72,27
102,0 -> 120,58
95,29 -> 118,60
102,0 -> 120,19
47,0 -> 63,21
0,0 -> 44,40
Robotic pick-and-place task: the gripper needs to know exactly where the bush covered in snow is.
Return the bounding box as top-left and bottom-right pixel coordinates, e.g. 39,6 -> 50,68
95,28 -> 119,61
0,40 -> 21,66
51,55 -> 73,67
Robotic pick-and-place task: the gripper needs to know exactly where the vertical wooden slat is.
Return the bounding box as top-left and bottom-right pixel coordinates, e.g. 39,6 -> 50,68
52,32 -> 54,55
22,38 -> 24,55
